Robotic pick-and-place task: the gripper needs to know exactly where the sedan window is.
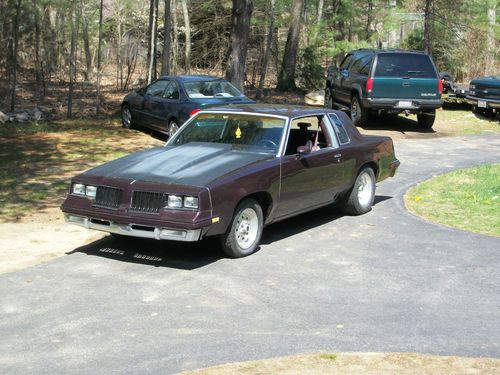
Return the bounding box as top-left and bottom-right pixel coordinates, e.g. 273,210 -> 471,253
184,80 -> 244,99
285,115 -> 335,156
163,81 -> 180,100
328,113 -> 350,144
146,80 -> 169,97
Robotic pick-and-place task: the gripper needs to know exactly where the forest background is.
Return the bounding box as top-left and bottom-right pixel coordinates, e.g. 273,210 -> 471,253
1,0 -> 498,118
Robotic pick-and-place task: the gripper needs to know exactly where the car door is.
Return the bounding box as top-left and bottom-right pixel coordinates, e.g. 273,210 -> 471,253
148,80 -> 182,131
142,80 -> 170,129
276,115 -> 343,219
333,54 -> 355,105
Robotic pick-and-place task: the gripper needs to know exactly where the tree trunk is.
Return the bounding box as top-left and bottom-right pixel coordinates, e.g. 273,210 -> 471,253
485,0 -> 496,75
33,0 -> 42,98
67,0 -> 77,118
365,0 -> 373,39
316,0 -> 324,24
256,0 -> 275,99
147,0 -> 159,84
161,0 -> 172,75
172,0 -> 179,74
96,0 -> 104,116
82,8 -> 92,81
225,0 -> 253,92
276,0 -> 304,91
180,0 -> 191,73
424,0 -> 432,55
9,0 -> 21,112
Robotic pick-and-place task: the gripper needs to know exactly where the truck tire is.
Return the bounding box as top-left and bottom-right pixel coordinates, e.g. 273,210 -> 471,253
417,109 -> 436,129
325,87 -> 336,109
350,95 -> 369,127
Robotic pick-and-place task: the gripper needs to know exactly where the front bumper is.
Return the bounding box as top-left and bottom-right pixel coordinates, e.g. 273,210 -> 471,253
65,213 -> 204,241
362,98 -> 443,111
466,95 -> 500,109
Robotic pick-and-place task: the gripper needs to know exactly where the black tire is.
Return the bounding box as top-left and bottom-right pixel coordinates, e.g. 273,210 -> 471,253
473,106 -> 494,118
121,105 -> 134,129
221,198 -> 263,258
325,88 -> 336,109
340,167 -> 376,215
168,119 -> 179,138
350,95 -> 369,127
417,109 -> 436,129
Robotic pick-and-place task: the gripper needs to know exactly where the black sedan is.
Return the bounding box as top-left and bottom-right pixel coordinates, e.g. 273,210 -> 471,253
121,75 -> 255,137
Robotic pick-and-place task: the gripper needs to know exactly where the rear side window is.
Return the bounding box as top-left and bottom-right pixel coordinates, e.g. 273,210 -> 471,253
350,54 -> 373,75
328,114 -> 350,144
374,53 -> 437,78
339,54 -> 354,70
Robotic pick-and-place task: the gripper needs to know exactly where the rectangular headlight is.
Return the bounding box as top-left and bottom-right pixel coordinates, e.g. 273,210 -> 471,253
85,185 -> 97,198
184,196 -> 199,209
167,195 -> 183,208
73,183 -> 86,195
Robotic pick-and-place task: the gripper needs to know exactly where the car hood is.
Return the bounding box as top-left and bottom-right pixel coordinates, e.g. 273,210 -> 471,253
470,76 -> 500,88
82,142 -> 273,187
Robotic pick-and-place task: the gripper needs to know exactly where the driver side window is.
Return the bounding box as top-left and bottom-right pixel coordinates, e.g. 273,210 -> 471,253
146,80 -> 169,97
285,115 -> 335,156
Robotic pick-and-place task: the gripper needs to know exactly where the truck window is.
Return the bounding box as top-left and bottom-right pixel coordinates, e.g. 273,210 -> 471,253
350,54 -> 372,75
374,53 -> 437,78
339,54 -> 354,70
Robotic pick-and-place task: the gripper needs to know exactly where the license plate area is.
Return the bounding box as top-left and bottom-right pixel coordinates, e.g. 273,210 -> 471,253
478,100 -> 487,108
397,101 -> 413,108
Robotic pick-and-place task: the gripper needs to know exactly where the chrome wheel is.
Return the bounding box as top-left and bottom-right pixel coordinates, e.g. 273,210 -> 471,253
357,171 -> 374,208
168,121 -> 179,138
122,106 -> 132,128
235,208 -> 259,250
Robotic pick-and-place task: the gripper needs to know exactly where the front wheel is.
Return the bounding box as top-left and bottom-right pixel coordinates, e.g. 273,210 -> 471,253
168,120 -> 179,138
221,198 -> 263,258
325,88 -> 336,109
417,110 -> 436,129
121,105 -> 133,129
340,167 -> 376,215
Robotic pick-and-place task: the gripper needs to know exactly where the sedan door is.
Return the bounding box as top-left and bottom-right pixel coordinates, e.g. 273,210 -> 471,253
140,80 -> 170,129
275,115 -> 343,219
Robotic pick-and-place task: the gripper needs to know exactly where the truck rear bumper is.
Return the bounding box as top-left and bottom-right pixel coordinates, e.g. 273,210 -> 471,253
466,96 -> 500,109
362,98 -> 443,111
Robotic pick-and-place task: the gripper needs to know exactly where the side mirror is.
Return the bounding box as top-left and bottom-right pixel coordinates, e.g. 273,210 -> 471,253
327,65 -> 338,75
297,140 -> 312,157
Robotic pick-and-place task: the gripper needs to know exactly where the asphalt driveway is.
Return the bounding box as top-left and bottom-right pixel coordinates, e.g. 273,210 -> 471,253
1,134 -> 499,375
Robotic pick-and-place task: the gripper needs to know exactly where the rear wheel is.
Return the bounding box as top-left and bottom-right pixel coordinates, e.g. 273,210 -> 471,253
121,105 -> 133,129
221,198 -> 263,258
417,109 -> 436,129
340,167 -> 376,215
350,95 -> 369,126
168,120 -> 179,138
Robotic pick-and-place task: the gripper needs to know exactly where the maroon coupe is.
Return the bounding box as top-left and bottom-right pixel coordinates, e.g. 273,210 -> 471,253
61,105 -> 400,257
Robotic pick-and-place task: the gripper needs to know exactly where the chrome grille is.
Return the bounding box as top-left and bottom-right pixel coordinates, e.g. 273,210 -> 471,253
130,191 -> 167,214
94,186 -> 123,209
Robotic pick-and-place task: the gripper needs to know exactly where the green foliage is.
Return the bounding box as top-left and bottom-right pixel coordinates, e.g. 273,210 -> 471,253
297,45 -> 324,90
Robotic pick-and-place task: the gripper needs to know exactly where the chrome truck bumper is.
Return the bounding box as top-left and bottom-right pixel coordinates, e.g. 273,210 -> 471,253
65,214 -> 203,242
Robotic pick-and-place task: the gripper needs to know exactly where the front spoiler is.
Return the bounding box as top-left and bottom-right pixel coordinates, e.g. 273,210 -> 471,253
65,214 -> 203,242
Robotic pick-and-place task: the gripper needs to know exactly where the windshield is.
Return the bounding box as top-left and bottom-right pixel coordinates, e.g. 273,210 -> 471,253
183,80 -> 244,98
170,113 -> 286,154
374,53 -> 437,78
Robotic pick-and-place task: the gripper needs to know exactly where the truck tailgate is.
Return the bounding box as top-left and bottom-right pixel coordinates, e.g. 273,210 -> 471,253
372,77 -> 440,100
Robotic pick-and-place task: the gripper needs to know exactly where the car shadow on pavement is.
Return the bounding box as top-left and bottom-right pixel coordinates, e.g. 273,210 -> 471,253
261,195 -> 392,245
360,115 -> 436,134
68,195 -> 393,266
67,235 -> 224,270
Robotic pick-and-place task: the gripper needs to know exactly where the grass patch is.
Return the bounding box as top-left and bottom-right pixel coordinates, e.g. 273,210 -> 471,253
319,353 -> 337,361
433,108 -> 499,136
406,164 -> 500,236
0,118 -> 163,221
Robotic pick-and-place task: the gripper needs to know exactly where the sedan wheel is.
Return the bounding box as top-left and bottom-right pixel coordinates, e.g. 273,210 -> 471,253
121,105 -> 133,129
168,120 -> 179,138
340,167 -> 375,215
221,198 -> 263,258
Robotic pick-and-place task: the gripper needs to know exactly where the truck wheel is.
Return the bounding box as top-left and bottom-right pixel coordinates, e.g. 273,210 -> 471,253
350,95 -> 369,126
221,198 -> 263,258
417,109 -> 436,129
340,167 -> 376,215
325,88 -> 336,109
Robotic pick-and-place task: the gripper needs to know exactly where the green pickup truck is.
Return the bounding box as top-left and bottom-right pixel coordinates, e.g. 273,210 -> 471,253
325,49 -> 443,128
